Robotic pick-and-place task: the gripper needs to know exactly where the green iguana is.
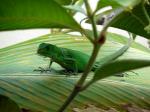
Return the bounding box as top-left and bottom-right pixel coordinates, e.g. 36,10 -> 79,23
34,43 -> 137,77
34,43 -> 98,74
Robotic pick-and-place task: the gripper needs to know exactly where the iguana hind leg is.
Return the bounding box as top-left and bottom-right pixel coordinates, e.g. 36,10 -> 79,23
63,58 -> 78,75
114,71 -> 138,77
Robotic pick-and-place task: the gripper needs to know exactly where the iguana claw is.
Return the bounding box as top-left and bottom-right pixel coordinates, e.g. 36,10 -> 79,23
33,67 -> 51,73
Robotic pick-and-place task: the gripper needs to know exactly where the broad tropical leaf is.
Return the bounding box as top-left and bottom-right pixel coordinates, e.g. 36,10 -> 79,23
54,0 -> 72,5
96,0 -> 150,39
0,0 -> 81,31
64,5 -> 86,15
96,0 -> 141,9
0,75 -> 150,112
0,33 -> 150,111
93,59 -> 150,82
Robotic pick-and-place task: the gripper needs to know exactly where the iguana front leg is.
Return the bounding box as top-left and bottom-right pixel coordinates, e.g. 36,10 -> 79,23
49,59 -> 53,69
34,58 -> 53,73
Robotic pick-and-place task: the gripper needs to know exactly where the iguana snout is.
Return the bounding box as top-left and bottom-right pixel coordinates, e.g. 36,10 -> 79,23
37,43 -> 50,56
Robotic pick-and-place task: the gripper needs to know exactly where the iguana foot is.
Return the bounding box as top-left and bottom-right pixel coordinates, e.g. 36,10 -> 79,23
114,71 -> 138,77
114,73 -> 128,77
61,70 -> 78,76
33,67 -> 51,73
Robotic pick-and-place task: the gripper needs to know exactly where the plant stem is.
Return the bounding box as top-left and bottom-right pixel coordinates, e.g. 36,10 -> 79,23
84,0 -> 92,17
57,44 -> 100,112
57,86 -> 79,112
81,29 -> 94,43
57,0 -> 108,111
84,0 -> 98,39
90,16 -> 98,39
57,4 -> 124,112
142,0 -> 150,24
80,79 -> 93,91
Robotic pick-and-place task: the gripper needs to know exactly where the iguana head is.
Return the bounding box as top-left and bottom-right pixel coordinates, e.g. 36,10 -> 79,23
37,43 -> 56,57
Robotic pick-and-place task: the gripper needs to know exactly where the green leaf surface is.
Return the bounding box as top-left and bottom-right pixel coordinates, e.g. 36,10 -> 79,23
0,75 -> 150,112
96,0 -> 150,39
93,59 -> 150,82
111,3 -> 150,39
64,5 -> 86,15
0,33 -> 150,111
54,0 -> 72,5
0,95 -> 21,112
0,0 -> 81,31
96,0 -> 141,10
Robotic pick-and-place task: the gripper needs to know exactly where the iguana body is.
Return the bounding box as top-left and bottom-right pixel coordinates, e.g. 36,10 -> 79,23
35,43 -> 138,77
36,43 -> 97,73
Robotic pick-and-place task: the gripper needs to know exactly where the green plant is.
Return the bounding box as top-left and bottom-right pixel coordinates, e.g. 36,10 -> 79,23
0,0 -> 150,112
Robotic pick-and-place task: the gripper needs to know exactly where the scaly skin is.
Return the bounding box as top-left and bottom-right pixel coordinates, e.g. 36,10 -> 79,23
36,43 -> 97,73
35,43 -> 138,77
